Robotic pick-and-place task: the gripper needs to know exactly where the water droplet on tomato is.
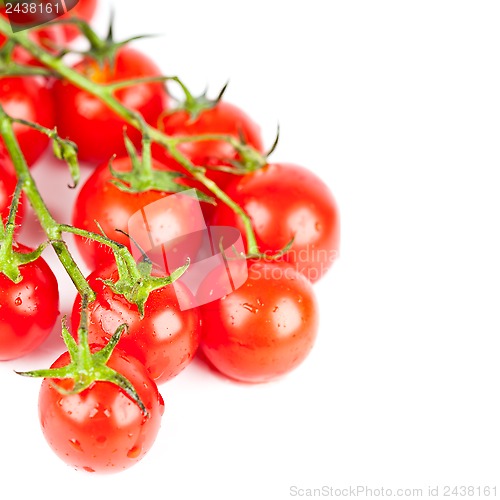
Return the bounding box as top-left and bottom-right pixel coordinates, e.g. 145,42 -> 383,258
14,297 -> 22,306
242,303 -> 258,313
127,445 -> 142,459
69,439 -> 82,452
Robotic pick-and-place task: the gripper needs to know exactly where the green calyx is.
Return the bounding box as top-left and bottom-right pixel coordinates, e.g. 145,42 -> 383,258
102,230 -> 190,317
168,78 -> 228,121
109,133 -> 214,203
0,180 -> 47,283
63,13 -> 155,69
226,124 -> 280,174
10,117 -> 80,187
17,296 -> 149,415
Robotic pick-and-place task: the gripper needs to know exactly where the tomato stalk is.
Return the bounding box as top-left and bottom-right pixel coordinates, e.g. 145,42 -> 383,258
0,104 -> 96,299
0,17 -> 262,255
0,104 -> 191,315
17,295 -> 149,416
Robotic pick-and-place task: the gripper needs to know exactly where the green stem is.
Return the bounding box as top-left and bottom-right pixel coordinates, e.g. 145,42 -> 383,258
0,105 -> 96,300
0,18 -> 261,255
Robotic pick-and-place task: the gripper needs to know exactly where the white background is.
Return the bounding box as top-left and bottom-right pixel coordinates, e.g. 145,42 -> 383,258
1,0 -> 500,498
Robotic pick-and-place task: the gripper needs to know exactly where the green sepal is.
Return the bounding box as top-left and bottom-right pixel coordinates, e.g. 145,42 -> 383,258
0,180 -> 49,283
103,258 -> 190,317
225,125 -> 280,174
16,305 -> 149,416
168,78 -> 228,121
108,133 -> 215,203
52,134 -> 80,188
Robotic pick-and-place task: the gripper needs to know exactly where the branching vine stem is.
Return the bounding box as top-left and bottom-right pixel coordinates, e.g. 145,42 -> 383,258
0,104 -> 96,299
0,17 -> 260,254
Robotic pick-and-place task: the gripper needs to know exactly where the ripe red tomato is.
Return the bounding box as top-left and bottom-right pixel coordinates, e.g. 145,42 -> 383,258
53,47 -> 168,164
0,244 -> 59,361
59,0 -> 98,42
0,144 -> 25,225
212,163 -> 340,283
0,76 -> 55,166
38,348 -> 164,473
199,261 -> 319,383
155,101 -> 263,188
72,156 -> 200,270
70,264 -> 201,384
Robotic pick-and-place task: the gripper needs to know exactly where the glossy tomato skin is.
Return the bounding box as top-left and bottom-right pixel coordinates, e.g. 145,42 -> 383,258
54,47 -> 168,164
59,0 -> 98,42
212,163 -> 340,283
0,244 -> 59,360
199,261 -> 319,383
0,144 -> 25,226
71,264 -> 202,383
72,156 -> 197,270
0,76 -> 55,166
155,101 -> 263,188
39,348 -> 164,473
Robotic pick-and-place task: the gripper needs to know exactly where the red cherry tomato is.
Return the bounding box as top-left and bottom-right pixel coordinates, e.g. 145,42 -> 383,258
53,47 -> 168,164
0,144 -> 25,226
212,163 -> 340,283
0,243 -> 59,361
199,260 -> 319,383
155,101 -> 263,188
38,348 -> 164,473
0,76 -> 55,166
71,264 -> 201,384
72,156 -> 199,270
59,0 -> 98,42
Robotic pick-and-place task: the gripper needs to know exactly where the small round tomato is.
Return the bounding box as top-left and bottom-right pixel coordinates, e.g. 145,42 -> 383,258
54,47 -> 168,164
199,260 -> 319,383
39,348 -> 164,473
71,264 -> 201,384
0,76 -> 55,166
0,144 -> 25,226
155,101 -> 263,188
72,156 -> 199,270
212,163 -> 340,283
59,0 -> 98,42
0,244 -> 59,361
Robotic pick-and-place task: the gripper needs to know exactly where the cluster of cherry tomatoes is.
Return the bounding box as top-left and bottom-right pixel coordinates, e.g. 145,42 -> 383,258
0,0 -> 340,474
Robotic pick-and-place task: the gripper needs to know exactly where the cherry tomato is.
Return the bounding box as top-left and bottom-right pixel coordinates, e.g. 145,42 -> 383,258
59,0 -> 98,42
0,76 -> 55,166
212,163 -> 340,283
53,47 -> 168,164
38,347 -> 164,473
0,144 -> 25,226
155,101 -> 263,188
0,243 -> 59,361
199,260 -> 319,383
72,156 -> 200,270
70,264 -> 201,384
